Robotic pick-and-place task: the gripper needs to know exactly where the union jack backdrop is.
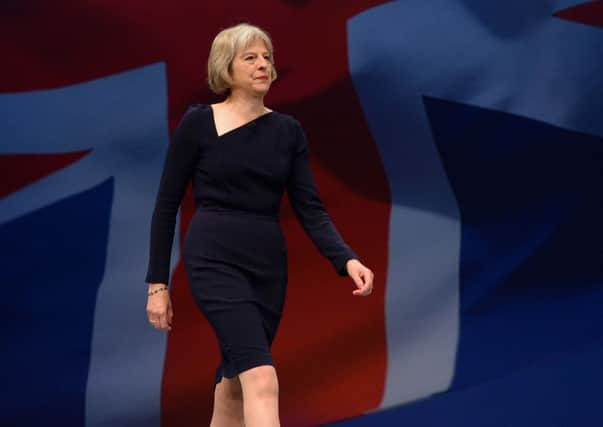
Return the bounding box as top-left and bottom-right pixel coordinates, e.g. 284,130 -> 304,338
1,1 -> 602,426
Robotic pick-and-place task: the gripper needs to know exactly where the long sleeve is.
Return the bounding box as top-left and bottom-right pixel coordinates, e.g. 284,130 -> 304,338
145,107 -> 200,284
286,119 -> 359,276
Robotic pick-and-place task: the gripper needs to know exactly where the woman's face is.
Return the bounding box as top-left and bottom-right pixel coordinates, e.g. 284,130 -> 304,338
229,39 -> 273,97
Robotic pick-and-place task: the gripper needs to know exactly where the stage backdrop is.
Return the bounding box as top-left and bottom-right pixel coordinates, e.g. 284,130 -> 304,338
1,1 -> 602,426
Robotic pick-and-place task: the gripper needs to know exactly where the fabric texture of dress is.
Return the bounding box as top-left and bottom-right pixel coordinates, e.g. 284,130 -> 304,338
145,104 -> 358,383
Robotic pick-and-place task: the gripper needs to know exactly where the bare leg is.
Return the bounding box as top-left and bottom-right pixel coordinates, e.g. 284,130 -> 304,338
210,375 -> 245,427
239,365 -> 280,427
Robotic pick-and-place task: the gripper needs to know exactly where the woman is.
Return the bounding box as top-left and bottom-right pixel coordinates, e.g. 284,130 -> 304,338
145,23 -> 374,427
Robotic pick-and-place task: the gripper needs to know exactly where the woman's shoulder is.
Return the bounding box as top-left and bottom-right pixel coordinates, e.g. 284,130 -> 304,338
181,103 -> 211,119
175,103 -> 213,132
267,108 -> 302,132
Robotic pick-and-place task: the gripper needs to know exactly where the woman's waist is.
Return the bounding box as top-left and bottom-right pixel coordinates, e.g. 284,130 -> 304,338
195,204 -> 280,223
185,205 -> 287,257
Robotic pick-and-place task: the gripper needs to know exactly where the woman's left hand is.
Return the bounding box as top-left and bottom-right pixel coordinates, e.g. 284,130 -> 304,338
346,259 -> 374,296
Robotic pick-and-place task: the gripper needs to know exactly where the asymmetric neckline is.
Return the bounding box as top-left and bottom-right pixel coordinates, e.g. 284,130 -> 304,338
208,104 -> 274,139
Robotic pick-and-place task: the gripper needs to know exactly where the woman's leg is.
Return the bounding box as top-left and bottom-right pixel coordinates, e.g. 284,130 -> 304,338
210,375 -> 245,427
239,365 -> 280,427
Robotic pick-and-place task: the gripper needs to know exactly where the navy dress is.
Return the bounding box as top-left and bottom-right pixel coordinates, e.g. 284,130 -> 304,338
145,104 -> 358,384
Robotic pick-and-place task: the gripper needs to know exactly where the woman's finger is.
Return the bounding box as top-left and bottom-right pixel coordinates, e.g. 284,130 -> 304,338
351,274 -> 364,294
148,311 -> 166,330
353,283 -> 369,295
157,312 -> 168,330
353,271 -> 364,287
355,269 -> 374,296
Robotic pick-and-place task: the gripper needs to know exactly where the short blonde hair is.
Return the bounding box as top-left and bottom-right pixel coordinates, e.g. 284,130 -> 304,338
207,23 -> 277,95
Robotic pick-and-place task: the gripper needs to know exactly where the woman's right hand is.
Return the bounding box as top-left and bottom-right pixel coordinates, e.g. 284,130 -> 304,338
146,283 -> 173,332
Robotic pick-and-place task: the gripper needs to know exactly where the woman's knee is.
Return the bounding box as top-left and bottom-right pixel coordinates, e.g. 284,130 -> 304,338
239,365 -> 279,398
216,376 -> 244,402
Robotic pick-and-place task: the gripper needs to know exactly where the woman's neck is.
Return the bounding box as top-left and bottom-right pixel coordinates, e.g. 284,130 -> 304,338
223,91 -> 269,117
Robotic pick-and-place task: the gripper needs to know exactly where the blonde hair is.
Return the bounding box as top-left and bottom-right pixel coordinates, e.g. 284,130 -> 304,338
207,23 -> 277,95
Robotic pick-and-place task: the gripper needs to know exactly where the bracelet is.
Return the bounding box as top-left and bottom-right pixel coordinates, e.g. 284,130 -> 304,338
148,286 -> 168,296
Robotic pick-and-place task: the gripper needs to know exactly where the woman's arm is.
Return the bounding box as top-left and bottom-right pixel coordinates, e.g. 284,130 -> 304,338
145,106 -> 201,285
285,119 -> 359,276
